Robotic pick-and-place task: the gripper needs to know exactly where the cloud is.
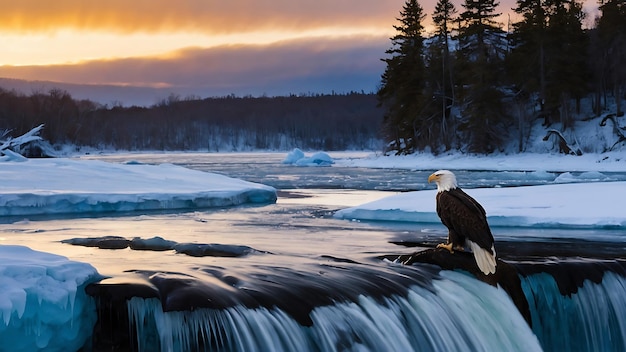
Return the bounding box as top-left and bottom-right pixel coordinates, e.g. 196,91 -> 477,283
1,0 -> 404,34
0,35 -> 389,100
2,0 -> 598,35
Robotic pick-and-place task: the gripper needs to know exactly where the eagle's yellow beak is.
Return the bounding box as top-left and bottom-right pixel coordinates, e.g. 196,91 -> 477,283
428,174 -> 438,183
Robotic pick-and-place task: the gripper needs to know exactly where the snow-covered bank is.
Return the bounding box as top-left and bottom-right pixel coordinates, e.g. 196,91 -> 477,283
333,151 -> 626,172
72,149 -> 626,173
334,181 -> 626,229
0,158 -> 277,216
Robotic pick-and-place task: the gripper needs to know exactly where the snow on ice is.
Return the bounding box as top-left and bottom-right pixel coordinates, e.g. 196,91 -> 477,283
334,181 -> 626,228
332,151 -> 626,229
0,245 -> 100,351
0,158 -> 277,216
0,151 -> 624,228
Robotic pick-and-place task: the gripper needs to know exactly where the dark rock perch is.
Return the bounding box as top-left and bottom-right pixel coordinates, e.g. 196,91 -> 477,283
401,248 -> 532,327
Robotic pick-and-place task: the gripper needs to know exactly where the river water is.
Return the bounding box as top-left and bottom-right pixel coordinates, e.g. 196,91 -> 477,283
1,152 -> 625,351
2,151 -> 625,276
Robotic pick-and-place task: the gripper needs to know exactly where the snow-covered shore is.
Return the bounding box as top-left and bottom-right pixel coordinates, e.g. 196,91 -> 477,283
333,150 -> 626,172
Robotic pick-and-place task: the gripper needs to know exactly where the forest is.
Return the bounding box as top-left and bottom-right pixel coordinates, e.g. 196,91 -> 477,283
0,90 -> 384,152
0,0 -> 624,155
378,0 -> 625,154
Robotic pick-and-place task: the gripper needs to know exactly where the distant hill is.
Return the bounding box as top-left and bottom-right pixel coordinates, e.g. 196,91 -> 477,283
0,77 -> 187,107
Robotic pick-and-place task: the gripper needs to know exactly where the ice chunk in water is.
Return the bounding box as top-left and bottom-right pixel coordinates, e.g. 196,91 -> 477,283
0,245 -> 100,351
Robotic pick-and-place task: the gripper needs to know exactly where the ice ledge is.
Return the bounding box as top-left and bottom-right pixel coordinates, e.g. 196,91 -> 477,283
0,245 -> 100,351
0,158 -> 277,216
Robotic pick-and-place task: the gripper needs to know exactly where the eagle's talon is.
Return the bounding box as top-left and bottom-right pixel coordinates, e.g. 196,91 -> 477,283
437,243 -> 454,253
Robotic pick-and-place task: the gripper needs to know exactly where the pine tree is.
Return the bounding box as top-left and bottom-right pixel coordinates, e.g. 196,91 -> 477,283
508,0 -> 553,152
506,0 -> 550,151
377,0 -> 435,154
509,0 -> 588,130
543,0 -> 588,128
455,0 -> 509,153
509,0 -> 548,102
429,0 -> 458,149
595,0 -> 626,116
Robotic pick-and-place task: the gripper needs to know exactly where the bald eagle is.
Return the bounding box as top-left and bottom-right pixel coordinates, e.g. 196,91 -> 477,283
428,170 -> 497,275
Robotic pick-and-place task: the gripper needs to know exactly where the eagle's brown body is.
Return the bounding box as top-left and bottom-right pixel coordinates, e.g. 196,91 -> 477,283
429,170 -> 497,275
437,188 -> 495,253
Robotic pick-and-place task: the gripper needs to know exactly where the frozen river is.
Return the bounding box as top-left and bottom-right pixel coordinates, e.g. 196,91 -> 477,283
1,152 -> 422,281
2,152 -> 624,280
2,151 -> 626,351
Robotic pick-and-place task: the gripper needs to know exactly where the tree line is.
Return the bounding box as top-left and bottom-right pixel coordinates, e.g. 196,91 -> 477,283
378,0 -> 625,154
0,90 -> 384,152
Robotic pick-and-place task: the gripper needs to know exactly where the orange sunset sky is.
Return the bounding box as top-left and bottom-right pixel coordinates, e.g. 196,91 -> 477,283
0,0 -> 599,105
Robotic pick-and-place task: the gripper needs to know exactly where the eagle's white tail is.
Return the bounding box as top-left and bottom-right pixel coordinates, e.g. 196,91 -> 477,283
468,241 -> 497,275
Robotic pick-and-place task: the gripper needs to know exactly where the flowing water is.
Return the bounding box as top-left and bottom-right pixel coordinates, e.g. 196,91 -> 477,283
1,152 -> 625,351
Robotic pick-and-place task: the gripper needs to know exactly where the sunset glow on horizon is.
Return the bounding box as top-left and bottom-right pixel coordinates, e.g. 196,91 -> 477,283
1,26 -> 394,67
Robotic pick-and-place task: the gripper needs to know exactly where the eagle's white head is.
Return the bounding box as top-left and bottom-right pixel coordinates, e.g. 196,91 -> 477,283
428,170 -> 458,192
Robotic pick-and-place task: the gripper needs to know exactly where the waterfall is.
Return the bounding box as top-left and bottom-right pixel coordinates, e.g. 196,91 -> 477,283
521,271 -> 626,351
93,257 -> 626,351
127,271 -> 541,352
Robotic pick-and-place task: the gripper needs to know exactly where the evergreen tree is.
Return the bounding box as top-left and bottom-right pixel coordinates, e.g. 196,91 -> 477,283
455,0 -> 509,153
429,0 -> 458,149
378,0 -> 436,154
543,0 -> 588,128
509,0 -> 548,103
507,0 -> 549,152
509,0 -> 588,129
595,0 -> 626,116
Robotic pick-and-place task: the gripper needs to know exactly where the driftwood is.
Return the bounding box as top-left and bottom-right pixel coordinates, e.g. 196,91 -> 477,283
0,124 -> 49,160
542,129 -> 582,155
600,114 -> 626,151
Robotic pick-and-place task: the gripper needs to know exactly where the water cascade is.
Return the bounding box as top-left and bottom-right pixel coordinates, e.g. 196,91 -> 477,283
86,253 -> 626,351
520,267 -> 626,351
125,271 -> 540,352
